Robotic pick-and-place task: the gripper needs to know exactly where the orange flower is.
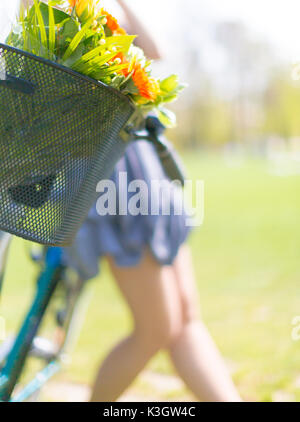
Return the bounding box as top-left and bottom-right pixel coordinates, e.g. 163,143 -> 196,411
101,9 -> 126,35
113,53 -> 130,75
131,63 -> 160,101
112,54 -> 159,101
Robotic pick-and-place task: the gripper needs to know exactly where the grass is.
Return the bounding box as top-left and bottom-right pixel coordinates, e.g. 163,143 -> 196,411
1,151 -> 300,401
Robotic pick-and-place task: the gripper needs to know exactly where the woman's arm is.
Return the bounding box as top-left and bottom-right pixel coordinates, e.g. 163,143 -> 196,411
116,0 -> 161,60
21,0 -> 32,6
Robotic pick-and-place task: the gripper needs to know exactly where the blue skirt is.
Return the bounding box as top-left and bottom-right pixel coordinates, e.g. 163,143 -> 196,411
63,140 -> 190,280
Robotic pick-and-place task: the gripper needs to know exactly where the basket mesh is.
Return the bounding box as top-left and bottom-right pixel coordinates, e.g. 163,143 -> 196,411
0,44 -> 136,246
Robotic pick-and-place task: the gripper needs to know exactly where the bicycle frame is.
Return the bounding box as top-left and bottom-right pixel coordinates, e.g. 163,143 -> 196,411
0,236 -> 64,402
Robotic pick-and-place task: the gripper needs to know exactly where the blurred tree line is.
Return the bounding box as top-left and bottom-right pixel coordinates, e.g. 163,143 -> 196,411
167,21 -> 300,150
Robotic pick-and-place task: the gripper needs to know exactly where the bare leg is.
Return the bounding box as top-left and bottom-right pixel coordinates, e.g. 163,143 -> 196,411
90,251 -> 183,402
168,246 -> 242,402
91,248 -> 241,402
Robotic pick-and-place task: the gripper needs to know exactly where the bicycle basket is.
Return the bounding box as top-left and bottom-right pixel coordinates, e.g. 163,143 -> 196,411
0,43 -> 139,246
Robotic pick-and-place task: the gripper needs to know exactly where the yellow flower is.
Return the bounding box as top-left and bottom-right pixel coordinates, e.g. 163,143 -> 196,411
69,0 -> 99,22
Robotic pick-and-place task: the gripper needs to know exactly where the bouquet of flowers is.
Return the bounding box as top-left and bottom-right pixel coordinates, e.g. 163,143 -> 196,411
7,0 -> 184,127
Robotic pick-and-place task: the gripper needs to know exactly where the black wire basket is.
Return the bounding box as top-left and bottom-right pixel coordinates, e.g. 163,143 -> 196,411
0,43 -> 140,246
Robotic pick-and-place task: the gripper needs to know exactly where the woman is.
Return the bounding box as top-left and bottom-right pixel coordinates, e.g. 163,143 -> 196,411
17,0 -> 240,402
63,0 -> 242,402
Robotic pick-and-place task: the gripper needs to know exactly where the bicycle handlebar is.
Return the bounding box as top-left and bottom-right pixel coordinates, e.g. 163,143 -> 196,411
131,116 -> 186,186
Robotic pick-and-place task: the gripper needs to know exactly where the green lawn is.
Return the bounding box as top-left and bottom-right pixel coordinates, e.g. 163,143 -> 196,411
1,152 -> 300,401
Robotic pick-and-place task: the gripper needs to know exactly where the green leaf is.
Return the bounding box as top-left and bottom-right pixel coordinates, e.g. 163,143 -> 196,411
71,35 -> 136,70
19,5 -> 28,50
63,43 -> 85,67
40,1 -> 70,25
60,18 -> 79,44
111,75 -> 126,89
72,51 -> 116,73
34,0 -> 48,56
159,94 -> 178,104
62,17 -> 93,61
107,35 -> 136,53
72,44 -> 108,67
160,75 -> 179,93
48,4 -> 56,58
157,108 -> 177,128
121,78 -> 140,95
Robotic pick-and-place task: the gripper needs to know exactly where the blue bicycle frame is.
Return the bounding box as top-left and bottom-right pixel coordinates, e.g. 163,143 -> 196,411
0,234 -> 64,402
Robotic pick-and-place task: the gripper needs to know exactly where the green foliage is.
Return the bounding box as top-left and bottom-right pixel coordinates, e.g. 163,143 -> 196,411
8,2 -> 139,85
6,1 -> 184,128
159,75 -> 186,102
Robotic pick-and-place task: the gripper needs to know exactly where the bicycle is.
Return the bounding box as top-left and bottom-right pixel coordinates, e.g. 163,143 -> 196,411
0,43 -> 185,402
0,234 -> 88,402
